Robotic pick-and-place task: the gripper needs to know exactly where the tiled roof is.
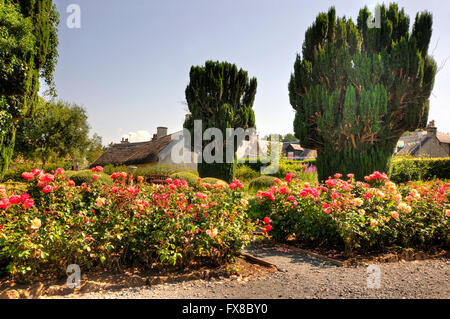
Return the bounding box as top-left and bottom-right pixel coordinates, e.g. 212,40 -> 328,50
396,136 -> 431,156
91,134 -> 173,167
437,132 -> 450,144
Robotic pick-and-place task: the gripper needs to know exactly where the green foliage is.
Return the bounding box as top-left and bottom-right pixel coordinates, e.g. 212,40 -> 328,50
1,161 -> 72,182
183,61 -> 257,183
0,0 -> 59,178
250,175 -> 449,254
237,159 -> 318,183
170,172 -> 199,187
248,176 -> 277,191
41,161 -> 73,173
235,165 -> 259,182
86,134 -> 104,164
0,171 -> 259,280
14,99 -> 91,164
289,4 -> 437,181
282,133 -> 299,142
64,170 -> 112,186
200,177 -> 229,188
103,165 -> 190,178
102,164 -> 128,175
0,181 -> 27,194
198,163 -> 235,184
237,159 -> 267,173
389,157 -> 450,183
0,1 -> 34,178
274,159 -> 318,183
135,165 -> 185,178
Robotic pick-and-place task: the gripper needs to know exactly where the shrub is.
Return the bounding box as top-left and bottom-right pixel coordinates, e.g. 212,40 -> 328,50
0,182 -> 28,195
235,165 -> 259,182
1,162 -> 72,182
102,164 -> 128,175
170,172 -> 200,187
238,158 -> 318,182
274,159 -> 318,183
201,178 -> 229,188
135,165 -> 183,177
390,157 -> 450,183
250,172 -> 449,256
65,170 -> 112,186
237,158 -> 274,173
248,176 -> 278,191
0,168 -> 259,281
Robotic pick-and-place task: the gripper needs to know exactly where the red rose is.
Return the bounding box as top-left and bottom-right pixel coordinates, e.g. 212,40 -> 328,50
285,173 -> 296,183
22,172 -> 35,180
42,185 -> 53,194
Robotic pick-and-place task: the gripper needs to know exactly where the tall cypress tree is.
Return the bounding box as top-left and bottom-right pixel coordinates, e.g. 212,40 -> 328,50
289,4 -> 436,181
0,0 -> 59,178
184,61 -> 257,182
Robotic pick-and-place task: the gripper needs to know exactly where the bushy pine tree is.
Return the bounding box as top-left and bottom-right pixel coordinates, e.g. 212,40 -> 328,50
0,0 -> 59,178
289,4 -> 436,181
184,61 -> 257,182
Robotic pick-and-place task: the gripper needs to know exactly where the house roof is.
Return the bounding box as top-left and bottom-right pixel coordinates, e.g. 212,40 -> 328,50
396,136 -> 431,156
437,132 -> 450,144
91,134 -> 173,167
301,149 -> 317,158
286,143 -> 304,151
399,130 -> 450,145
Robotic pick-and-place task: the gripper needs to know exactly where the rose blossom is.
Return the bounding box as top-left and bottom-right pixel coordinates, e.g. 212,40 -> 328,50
42,185 -> 53,194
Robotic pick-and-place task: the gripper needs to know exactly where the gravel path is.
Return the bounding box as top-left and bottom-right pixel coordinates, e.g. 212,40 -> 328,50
76,242 -> 449,299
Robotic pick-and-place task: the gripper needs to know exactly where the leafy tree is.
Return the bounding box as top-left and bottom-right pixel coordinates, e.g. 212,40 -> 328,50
283,133 -> 299,143
0,0 -> 59,177
289,4 -> 436,180
184,61 -> 257,182
14,99 -> 91,166
262,134 -> 282,142
86,133 -> 105,164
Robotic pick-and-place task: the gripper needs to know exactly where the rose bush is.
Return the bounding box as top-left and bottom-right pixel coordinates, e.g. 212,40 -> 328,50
250,172 -> 449,256
0,168 -> 259,281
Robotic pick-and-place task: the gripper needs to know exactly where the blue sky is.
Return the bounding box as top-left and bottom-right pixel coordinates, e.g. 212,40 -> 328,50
49,0 -> 450,145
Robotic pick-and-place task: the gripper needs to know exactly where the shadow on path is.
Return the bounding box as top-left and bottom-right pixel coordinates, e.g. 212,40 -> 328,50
244,241 -> 337,271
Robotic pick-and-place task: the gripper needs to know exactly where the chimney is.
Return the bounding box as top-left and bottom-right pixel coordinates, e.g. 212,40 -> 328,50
152,134 -> 158,141
426,120 -> 437,137
157,127 -> 168,139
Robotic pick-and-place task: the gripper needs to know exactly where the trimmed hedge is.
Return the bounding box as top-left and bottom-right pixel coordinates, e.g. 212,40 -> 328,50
235,165 -> 259,182
248,176 -> 277,191
389,157 -> 450,183
239,157 -> 450,183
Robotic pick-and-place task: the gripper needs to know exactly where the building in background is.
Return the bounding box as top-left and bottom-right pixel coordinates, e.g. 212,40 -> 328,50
91,127 -> 197,171
282,142 -> 317,161
395,121 -> 450,157
91,127 -> 271,170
